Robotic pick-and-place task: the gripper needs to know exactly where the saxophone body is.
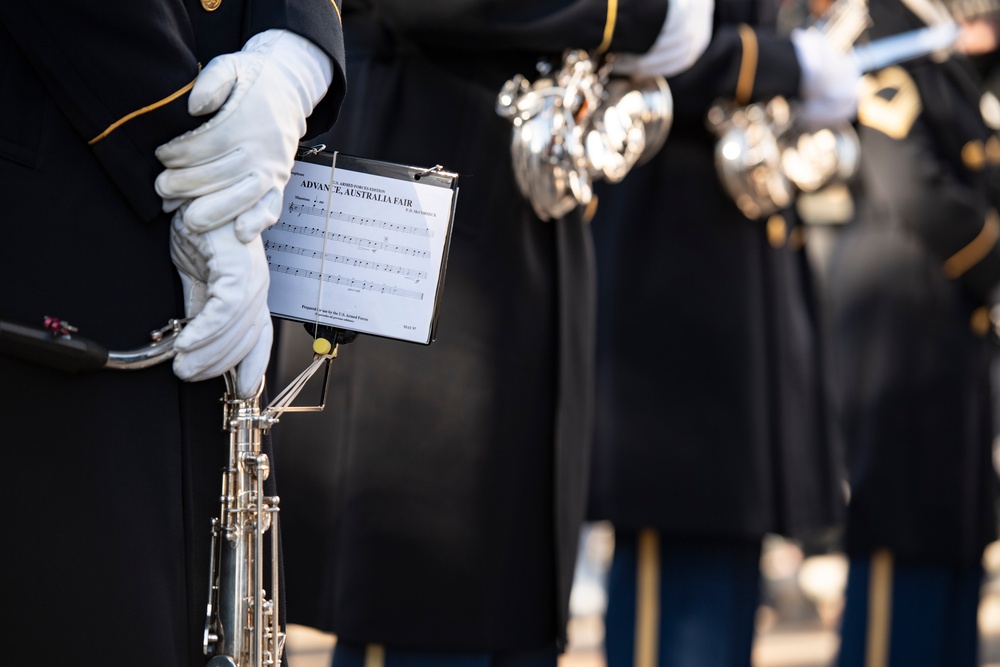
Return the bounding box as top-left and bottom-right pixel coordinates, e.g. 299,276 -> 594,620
202,344 -> 337,667
203,374 -> 283,667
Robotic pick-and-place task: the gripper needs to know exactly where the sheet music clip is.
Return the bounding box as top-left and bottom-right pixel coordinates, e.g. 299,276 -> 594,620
297,143 -> 327,158
415,164 -> 445,180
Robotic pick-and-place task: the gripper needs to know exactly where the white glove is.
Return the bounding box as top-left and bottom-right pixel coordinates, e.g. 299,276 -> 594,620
791,28 -> 862,128
170,211 -> 273,398
156,29 -> 333,243
612,0 -> 714,78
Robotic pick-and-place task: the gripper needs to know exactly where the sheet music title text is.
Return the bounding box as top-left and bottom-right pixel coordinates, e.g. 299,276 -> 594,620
300,178 -> 413,209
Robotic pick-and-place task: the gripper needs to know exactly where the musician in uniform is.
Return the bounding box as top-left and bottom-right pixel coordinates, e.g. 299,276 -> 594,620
268,1 -> 712,665
0,1 -> 345,665
585,2 -> 861,665
825,1 -> 1000,664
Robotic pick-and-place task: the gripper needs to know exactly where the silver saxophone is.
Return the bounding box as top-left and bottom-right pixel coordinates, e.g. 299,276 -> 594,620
203,343 -> 335,667
496,49 -> 673,221
708,0 -> 872,220
709,0 -> 966,219
0,316 -> 339,667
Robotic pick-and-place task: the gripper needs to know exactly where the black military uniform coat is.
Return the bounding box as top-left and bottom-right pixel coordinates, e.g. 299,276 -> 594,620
586,0 -> 844,543
0,2 -> 345,665
826,1 -> 1000,565
270,0 -> 666,652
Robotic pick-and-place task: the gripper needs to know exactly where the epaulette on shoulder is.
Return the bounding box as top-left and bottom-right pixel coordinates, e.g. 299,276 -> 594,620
857,66 -> 922,140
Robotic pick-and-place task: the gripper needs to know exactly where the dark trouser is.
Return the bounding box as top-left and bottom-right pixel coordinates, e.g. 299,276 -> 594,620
331,642 -> 559,667
836,551 -> 982,667
604,529 -> 762,667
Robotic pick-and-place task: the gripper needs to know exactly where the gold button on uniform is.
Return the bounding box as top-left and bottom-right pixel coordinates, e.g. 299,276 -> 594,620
987,135 -> 1000,165
201,0 -> 222,10
767,214 -> 787,249
582,195 -> 599,225
971,306 -> 992,338
962,140 -> 986,171
788,225 -> 805,251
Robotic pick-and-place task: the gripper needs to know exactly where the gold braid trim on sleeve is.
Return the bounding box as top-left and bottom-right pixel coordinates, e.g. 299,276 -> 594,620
89,73 -> 199,145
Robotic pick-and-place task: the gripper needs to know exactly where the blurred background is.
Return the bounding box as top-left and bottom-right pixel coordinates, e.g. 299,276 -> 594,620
281,181 -> 1000,667
283,527 -> 1000,667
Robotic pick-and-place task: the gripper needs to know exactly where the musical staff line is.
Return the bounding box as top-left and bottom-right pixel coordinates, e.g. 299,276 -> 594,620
287,202 -> 434,238
270,263 -> 424,300
273,220 -> 432,260
265,240 -> 428,280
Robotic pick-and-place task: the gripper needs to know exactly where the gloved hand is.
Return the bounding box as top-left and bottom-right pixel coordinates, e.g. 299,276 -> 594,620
791,28 -> 862,128
170,210 -> 273,398
612,0 -> 714,78
156,29 -> 333,243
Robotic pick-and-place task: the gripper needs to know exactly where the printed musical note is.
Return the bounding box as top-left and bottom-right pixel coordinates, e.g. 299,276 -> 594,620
273,220 -> 327,239
271,220 -> 432,260
284,203 -> 433,238
331,211 -> 434,238
269,263 -> 423,300
265,239 -> 428,279
288,202 -> 329,218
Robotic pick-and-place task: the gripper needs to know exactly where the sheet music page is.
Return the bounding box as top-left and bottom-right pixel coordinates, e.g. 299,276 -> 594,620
264,156 -> 456,344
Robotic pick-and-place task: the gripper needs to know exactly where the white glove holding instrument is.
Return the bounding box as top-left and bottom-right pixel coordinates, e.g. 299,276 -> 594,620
155,29 -> 334,243
170,209 -> 273,398
791,28 -> 862,128
612,0 -> 714,78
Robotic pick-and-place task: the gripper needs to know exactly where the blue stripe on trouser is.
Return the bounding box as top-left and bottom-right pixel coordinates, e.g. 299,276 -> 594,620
836,552 -> 982,667
604,529 -> 762,667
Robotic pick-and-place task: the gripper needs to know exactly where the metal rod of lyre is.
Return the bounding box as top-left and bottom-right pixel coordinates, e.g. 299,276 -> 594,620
252,453 -> 265,667
268,346 -> 339,415
271,504 -> 282,666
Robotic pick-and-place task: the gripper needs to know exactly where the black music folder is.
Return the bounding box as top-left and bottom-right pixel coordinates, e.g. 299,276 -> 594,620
264,149 -> 459,344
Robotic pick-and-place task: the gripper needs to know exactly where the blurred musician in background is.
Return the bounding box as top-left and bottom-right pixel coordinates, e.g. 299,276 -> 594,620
825,1 -> 1000,664
270,2 -> 714,667
585,1 -> 862,665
